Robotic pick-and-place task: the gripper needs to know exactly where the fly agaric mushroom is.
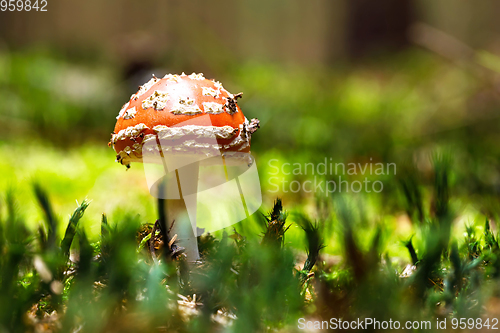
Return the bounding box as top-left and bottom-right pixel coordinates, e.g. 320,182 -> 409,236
110,73 -> 259,261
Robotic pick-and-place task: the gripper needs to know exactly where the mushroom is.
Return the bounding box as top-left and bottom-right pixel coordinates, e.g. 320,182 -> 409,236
110,73 -> 259,261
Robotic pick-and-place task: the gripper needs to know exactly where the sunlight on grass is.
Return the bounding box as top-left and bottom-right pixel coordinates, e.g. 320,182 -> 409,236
0,140 -> 156,239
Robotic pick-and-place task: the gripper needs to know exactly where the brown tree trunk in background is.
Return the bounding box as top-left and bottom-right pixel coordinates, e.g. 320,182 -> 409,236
346,0 -> 415,57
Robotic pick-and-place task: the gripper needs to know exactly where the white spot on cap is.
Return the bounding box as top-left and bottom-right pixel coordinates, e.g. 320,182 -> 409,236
111,123 -> 149,143
213,81 -> 223,90
188,73 -> 205,80
142,91 -> 169,110
163,74 -> 181,83
117,102 -> 130,119
170,96 -> 202,115
222,118 -> 254,150
136,76 -> 159,98
202,102 -> 224,114
123,106 -> 137,119
202,87 -> 219,98
179,96 -> 195,106
213,80 -> 235,98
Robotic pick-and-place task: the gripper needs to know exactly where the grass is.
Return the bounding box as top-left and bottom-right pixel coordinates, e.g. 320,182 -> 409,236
0,140 -> 156,238
2,161 -> 500,332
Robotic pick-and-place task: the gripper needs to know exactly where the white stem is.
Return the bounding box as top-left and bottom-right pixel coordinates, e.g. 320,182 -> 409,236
165,162 -> 200,262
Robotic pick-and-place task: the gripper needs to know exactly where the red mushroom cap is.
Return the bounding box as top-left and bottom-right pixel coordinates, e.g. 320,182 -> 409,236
110,73 -> 259,167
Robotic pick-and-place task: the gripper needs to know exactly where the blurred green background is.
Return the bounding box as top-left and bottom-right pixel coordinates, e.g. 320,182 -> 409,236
1,0 -> 500,272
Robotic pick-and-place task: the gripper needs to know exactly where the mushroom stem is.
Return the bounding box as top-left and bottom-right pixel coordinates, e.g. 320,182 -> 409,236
166,162 -> 200,262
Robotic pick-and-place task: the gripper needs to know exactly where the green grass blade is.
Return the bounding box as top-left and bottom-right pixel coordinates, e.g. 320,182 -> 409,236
33,183 -> 57,249
61,199 -> 91,257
